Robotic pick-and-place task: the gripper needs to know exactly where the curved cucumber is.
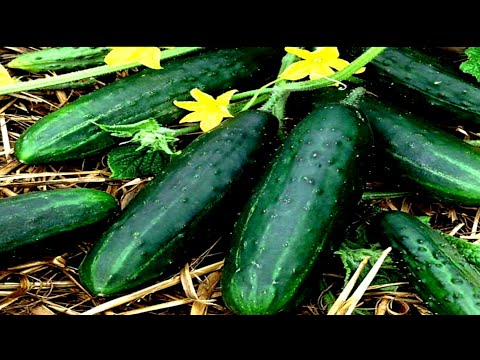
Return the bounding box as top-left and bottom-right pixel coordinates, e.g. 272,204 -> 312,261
370,210 -> 480,315
221,103 -> 374,315
349,47 -> 480,130
14,47 -> 283,164
355,93 -> 480,206
0,188 -> 118,254
78,110 -> 279,297
6,47 -> 110,72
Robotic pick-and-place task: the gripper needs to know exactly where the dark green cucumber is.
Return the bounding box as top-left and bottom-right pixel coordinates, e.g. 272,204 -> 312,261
14,47 -> 283,165
6,47 -> 110,72
370,210 -> 480,315
353,92 -> 480,206
78,110 -> 279,297
221,103 -> 374,315
0,188 -> 118,254
348,47 -> 480,130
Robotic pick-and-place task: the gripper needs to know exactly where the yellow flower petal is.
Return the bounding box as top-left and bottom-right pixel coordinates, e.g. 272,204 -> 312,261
217,105 -> 234,118
0,64 -> 16,86
174,88 -> 237,132
190,88 -> 216,104
173,100 -> 205,112
178,111 -> 205,124
326,58 -> 351,71
104,47 -> 162,69
311,47 -> 340,60
200,114 -> 224,132
216,89 -> 238,106
279,60 -> 312,81
284,47 -> 314,60
354,66 -> 367,74
309,63 -> 336,79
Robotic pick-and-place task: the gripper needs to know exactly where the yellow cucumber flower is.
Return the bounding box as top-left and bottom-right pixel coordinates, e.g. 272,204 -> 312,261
174,88 -> 238,132
0,64 -> 17,86
104,47 -> 162,69
279,47 -> 366,84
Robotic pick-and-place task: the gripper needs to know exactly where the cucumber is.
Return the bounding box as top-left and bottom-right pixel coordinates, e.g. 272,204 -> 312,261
6,47 -> 110,72
353,92 -> 480,206
220,103 -> 374,315
0,188 -> 118,254
347,47 -> 480,130
310,86 -> 480,206
14,47 -> 284,165
78,110 -> 279,297
369,210 -> 480,315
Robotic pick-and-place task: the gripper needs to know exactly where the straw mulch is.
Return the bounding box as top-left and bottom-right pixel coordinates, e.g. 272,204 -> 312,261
0,47 -> 478,316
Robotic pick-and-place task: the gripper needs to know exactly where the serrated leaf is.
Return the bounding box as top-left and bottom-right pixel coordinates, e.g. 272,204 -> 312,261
106,144 -> 171,179
94,118 -> 161,138
459,47 -> 480,82
335,223 -> 404,289
94,118 -> 181,155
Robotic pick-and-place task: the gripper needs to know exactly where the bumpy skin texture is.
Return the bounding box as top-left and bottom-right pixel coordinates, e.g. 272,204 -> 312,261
14,47 -> 284,164
221,104 -> 374,315
78,110 -> 279,297
371,210 -> 480,315
356,94 -> 480,206
349,47 -> 480,130
6,47 -> 110,72
0,188 -> 119,254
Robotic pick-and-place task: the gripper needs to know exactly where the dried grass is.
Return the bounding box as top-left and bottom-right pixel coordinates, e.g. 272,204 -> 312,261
1,47 -> 478,316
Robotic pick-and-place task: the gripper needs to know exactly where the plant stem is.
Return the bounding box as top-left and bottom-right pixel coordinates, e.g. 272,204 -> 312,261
0,47 -> 204,96
170,124 -> 200,136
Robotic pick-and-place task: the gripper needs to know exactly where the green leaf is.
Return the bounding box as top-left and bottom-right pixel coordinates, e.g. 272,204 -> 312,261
94,118 -> 182,155
94,118 -> 161,138
335,223 -> 405,290
106,144 -> 170,179
459,47 -> 480,82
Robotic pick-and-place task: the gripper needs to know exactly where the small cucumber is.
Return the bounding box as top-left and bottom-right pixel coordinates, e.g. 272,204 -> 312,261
0,188 -> 118,254
6,47 -> 110,72
14,47 -> 284,165
369,210 -> 480,315
221,102 -> 374,315
78,110 -> 279,297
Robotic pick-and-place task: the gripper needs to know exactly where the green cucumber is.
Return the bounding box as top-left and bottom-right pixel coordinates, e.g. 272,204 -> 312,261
78,110 -> 279,297
0,188 -> 118,254
348,47 -> 480,130
6,47 -> 110,72
369,210 -> 480,315
310,86 -> 480,206
353,92 -> 480,206
220,103 -> 374,315
14,47 -> 284,165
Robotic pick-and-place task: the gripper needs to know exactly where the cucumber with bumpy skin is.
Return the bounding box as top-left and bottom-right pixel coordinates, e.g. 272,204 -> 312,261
6,47 -> 110,72
347,47 -> 480,130
369,210 -> 480,315
14,47 -> 284,165
221,102 -> 374,315
354,92 -> 480,206
310,86 -> 480,206
0,188 -> 119,254
78,110 -> 279,297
